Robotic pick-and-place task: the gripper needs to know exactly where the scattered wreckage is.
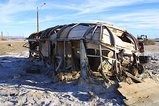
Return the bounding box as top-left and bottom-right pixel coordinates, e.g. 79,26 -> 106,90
27,22 -> 144,83
26,22 -> 159,105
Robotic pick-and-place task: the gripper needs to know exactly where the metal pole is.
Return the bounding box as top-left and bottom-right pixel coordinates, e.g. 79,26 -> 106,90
80,40 -> 88,80
37,7 -> 39,33
36,3 -> 46,38
99,45 -> 103,69
1,32 -> 3,38
64,41 -> 66,70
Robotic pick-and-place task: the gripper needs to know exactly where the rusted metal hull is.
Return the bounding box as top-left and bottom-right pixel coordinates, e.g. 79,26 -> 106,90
27,22 -> 143,83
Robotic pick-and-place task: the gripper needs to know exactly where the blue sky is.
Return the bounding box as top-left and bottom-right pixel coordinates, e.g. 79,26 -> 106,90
0,0 -> 159,38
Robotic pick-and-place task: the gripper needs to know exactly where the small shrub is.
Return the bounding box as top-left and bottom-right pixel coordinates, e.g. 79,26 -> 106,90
144,40 -> 156,45
0,37 -> 8,41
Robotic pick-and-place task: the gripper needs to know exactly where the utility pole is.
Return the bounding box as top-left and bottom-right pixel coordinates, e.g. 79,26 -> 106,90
37,7 -> 39,33
36,3 -> 46,38
1,32 -> 3,38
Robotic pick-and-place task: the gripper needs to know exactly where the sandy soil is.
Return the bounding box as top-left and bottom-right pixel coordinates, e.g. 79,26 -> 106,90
144,42 -> 159,74
0,40 -> 28,55
117,42 -> 159,105
0,57 -> 123,106
145,42 -> 159,52
0,40 -> 123,106
0,40 -> 159,106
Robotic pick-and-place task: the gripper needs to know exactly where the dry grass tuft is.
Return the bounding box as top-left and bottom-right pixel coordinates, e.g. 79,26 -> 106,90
144,39 -> 156,45
0,37 -> 8,41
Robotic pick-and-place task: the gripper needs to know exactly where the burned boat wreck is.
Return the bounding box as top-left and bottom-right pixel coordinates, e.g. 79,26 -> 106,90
27,22 -> 143,83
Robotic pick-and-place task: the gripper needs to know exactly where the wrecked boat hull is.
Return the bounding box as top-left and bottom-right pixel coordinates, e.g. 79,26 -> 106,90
27,22 -> 143,82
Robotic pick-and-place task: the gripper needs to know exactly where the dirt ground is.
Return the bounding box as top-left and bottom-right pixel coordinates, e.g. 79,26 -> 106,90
145,42 -> 159,52
144,42 -> 159,74
0,40 -> 123,106
118,42 -> 159,105
0,40 -> 28,56
0,39 -> 159,106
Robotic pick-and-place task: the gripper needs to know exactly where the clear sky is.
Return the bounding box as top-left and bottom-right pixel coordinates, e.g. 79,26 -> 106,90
0,0 -> 159,38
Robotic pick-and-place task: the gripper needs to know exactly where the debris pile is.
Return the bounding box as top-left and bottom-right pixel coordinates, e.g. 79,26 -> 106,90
27,22 -> 145,85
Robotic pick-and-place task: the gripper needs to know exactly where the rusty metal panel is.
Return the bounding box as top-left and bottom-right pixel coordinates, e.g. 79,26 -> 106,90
41,41 -> 49,57
59,26 -> 72,39
50,33 -> 57,40
102,28 -> 111,45
68,25 -> 90,39
92,27 -> 100,41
